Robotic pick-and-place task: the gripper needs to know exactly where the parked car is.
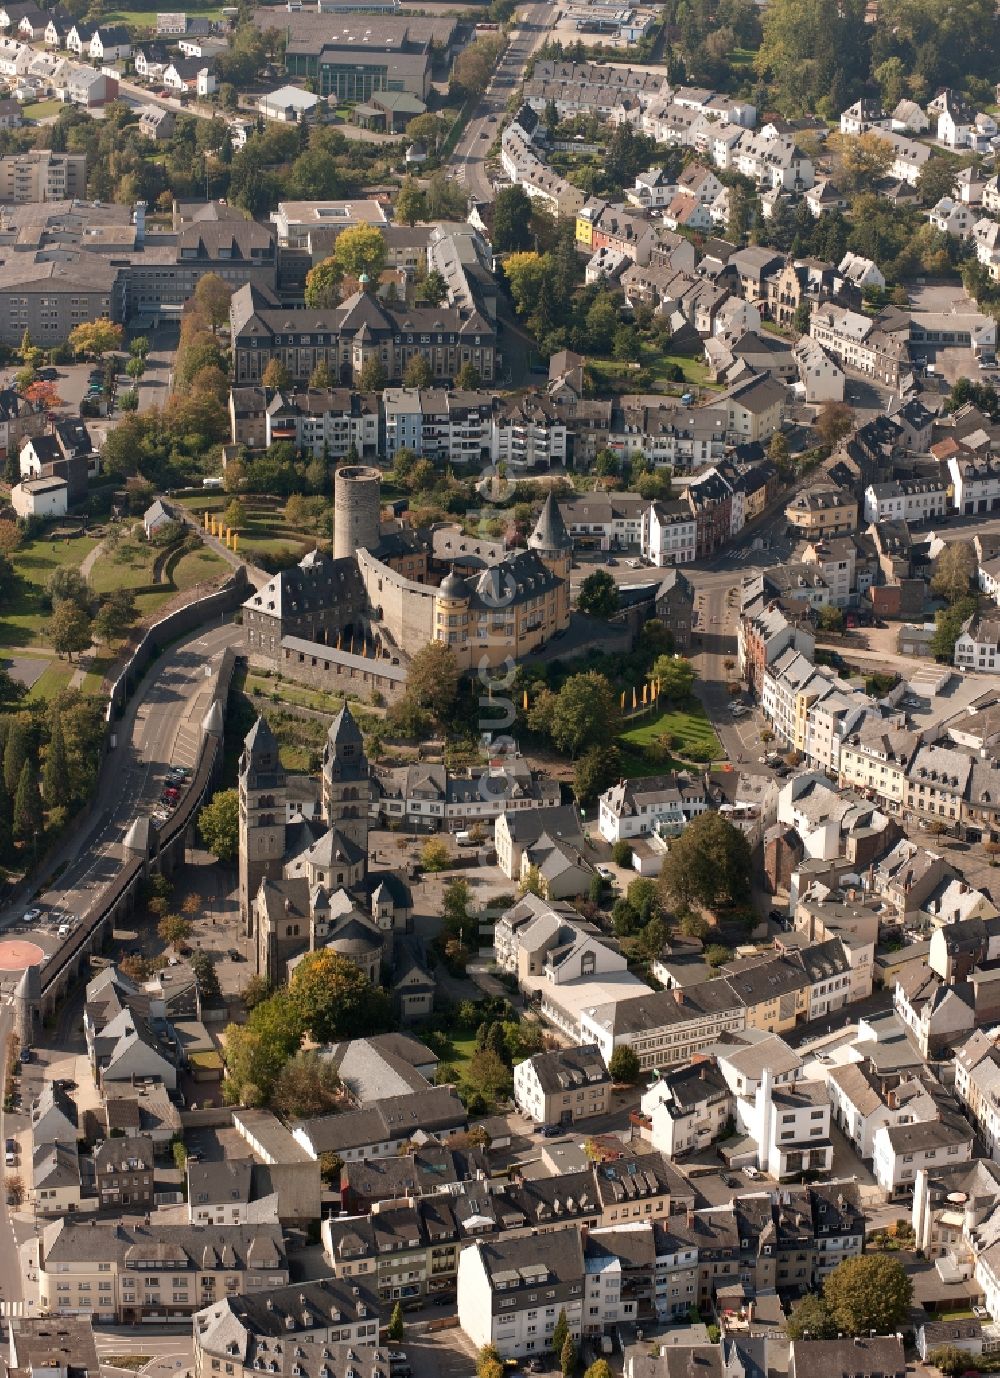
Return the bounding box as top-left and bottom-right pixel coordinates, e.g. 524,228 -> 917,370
541,1123 -> 562,1137
742,1164 -> 760,1179
228,948 -> 243,962
19,1049 -> 32,1064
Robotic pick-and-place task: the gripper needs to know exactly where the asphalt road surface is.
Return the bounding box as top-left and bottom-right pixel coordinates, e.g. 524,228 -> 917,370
2,622 -> 244,933
448,5 -> 552,202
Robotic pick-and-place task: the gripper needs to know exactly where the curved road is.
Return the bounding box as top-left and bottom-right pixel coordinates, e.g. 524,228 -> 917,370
448,4 -> 553,203
1,621 -> 244,933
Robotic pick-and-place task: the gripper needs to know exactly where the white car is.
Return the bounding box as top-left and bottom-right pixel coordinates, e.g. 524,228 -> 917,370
742,1164 -> 761,1179
597,865 -> 614,879
730,704 -> 749,718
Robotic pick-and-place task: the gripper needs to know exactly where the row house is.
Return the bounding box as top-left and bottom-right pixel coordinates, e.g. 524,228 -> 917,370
608,399 -> 727,472
500,122 -> 585,220
265,387 -> 379,459
38,1218 -> 288,1323
738,594 -> 816,693
862,476 -> 948,524
810,303 -> 911,387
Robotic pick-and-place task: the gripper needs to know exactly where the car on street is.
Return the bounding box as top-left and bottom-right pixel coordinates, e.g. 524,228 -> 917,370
228,948 -> 244,962
541,1123 -> 562,1137
19,1049 -> 32,1064
22,909 -> 41,924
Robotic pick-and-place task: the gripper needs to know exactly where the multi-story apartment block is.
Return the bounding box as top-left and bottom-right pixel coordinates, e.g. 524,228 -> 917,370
264,388 -> 380,459
0,150 -> 86,201
513,1044 -> 612,1125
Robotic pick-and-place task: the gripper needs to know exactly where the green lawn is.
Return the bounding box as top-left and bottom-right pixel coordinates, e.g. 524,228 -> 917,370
25,662 -> 75,703
1,533 -> 99,648
726,45 -> 757,68
618,699 -> 723,773
22,100 -> 62,120
246,672 -> 367,717
88,538 -> 228,619
176,495 -> 316,561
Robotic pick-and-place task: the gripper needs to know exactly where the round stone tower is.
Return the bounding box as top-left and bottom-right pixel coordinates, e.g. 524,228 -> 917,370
333,464 -> 381,561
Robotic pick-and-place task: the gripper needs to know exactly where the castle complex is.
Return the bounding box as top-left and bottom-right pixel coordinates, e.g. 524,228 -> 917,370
242,468 -> 573,697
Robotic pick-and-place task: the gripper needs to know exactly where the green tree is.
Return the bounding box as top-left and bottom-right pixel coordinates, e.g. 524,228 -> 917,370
404,353 -> 434,389
405,641 -> 460,720
816,604 -> 844,633
270,1049 -> 343,1119
822,1254 -> 912,1334
464,1047 -> 513,1102
262,358 -> 291,391
388,1302 -> 405,1343
585,1361 -> 613,1378
42,715 -> 70,809
93,588 -> 137,646
492,184 -> 534,252
816,400 -> 855,450
456,362 -> 482,390
421,270 -> 447,307
0,774 -> 14,863
189,950 -> 221,1004
577,569 -> 619,618
705,943 -> 733,968
551,1309 -> 570,1359
611,840 -> 633,867
421,838 -> 452,872
560,1336 -> 577,1378
193,272 -> 233,334
395,178 -> 426,226
651,654 -> 695,701
68,318 -> 123,358
288,947 -> 390,1042
785,1293 -> 837,1341
359,357 -> 387,391
309,359 -> 335,389
198,788 -> 240,863
157,913 -> 192,948
223,989 -> 304,1105
931,539 -> 976,604
608,1045 -> 640,1083
928,1347 -> 974,1377
13,759 -> 42,844
627,876 -> 659,922
550,672 -> 621,757
478,1350 -> 504,1378
3,717 -> 31,797
640,914 -> 668,959
573,743 -> 622,806
503,252 -> 547,315
49,600 -> 92,661
659,812 -> 753,910
931,597 -> 976,662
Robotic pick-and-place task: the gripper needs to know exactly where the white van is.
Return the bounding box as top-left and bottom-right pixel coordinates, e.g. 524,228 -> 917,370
455,830 -> 474,847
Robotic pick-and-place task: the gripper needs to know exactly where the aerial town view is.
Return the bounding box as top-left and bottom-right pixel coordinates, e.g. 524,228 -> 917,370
4,0 -> 1000,1375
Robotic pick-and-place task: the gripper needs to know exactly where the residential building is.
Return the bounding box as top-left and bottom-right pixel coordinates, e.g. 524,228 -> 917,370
37,1218 -> 288,1322
513,1044 -> 612,1125
785,483 -> 858,536
192,1279 -> 382,1378
863,477 -> 948,524
93,1134 -> 155,1211
598,772 -> 710,843
291,1086 -> 468,1162
872,1116 -> 974,1198
0,149 -> 85,202
457,1225 -> 585,1359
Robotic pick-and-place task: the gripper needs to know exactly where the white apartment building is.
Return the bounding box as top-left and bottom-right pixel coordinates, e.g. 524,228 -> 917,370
873,1117 -> 973,1198
456,1227 -> 585,1359
640,499 -> 698,566
598,772 -> 710,843
955,615 -> 1000,673
863,478 -> 949,524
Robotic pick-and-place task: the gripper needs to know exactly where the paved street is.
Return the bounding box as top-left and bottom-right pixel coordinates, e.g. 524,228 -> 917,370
448,7 -> 552,202
2,622 -> 243,935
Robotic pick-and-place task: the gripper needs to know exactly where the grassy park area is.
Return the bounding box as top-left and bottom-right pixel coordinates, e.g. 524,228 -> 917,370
618,699 -> 723,775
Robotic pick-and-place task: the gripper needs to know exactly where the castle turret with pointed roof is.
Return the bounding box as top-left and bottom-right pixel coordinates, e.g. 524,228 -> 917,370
239,715 -> 288,928
528,491 -> 572,583
321,702 -> 371,852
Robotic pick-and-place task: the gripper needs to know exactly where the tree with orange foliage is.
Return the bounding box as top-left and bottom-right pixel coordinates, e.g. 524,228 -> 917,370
22,380 -> 62,410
